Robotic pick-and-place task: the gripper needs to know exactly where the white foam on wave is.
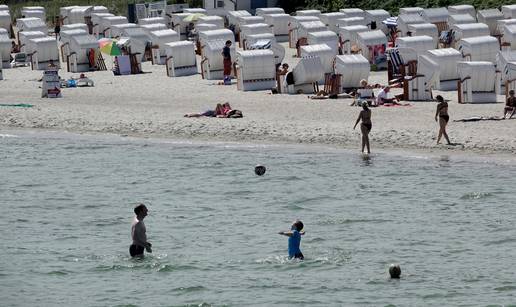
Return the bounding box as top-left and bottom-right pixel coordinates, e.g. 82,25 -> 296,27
0,134 -> 18,138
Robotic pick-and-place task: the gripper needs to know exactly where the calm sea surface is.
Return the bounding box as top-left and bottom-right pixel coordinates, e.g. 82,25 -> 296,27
1,131 -> 516,306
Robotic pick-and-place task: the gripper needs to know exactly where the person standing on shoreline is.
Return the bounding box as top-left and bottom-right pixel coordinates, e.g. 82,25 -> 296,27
353,104 -> 372,154
435,95 -> 452,145
130,204 -> 152,257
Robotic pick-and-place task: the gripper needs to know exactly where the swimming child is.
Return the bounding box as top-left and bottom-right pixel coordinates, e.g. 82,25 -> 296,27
278,220 -> 305,260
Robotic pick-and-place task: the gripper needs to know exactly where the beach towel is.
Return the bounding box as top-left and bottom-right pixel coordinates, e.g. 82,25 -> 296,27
454,116 -> 504,122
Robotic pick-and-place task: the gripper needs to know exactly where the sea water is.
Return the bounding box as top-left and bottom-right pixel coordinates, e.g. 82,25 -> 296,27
1,131 -> 516,306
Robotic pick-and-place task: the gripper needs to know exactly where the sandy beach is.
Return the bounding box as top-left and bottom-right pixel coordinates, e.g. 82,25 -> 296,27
0,44 -> 515,155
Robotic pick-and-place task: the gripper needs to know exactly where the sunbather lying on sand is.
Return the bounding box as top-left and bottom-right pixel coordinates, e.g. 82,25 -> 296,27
184,103 -> 225,118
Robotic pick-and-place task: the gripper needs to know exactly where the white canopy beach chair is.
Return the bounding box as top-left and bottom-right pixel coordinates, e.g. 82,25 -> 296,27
236,16 -> 265,34
502,5 -> 516,19
138,17 -> 167,26
235,49 -> 276,91
140,23 -> 168,37
68,34 -> 98,72
300,44 -> 336,75
356,30 -> 388,69
402,54 -> 440,101
246,37 -> 285,66
198,29 -> 234,56
111,23 -> 138,38
183,8 -> 207,14
288,56 -> 325,94
495,50 -> 516,93
60,6 -> 78,24
397,14 -> 426,37
121,27 -> 150,63
424,48 -> 463,90
396,36 -> 435,57
365,10 -> 390,33
288,16 -> 320,48
198,16 -> 224,29
164,41 -> 197,77
496,19 -> 516,38
337,17 -> 366,28
227,10 -> 251,29
457,61 -> 498,103
399,7 -> 424,15
201,39 -> 235,80
17,18 -> 47,37
170,13 -> 192,39
102,16 -> 128,38
60,29 -> 87,59
264,14 -> 290,42
448,5 -> 476,19
451,23 -> 489,48
295,21 -> 327,55
407,23 -> 439,47
28,37 -> 59,70
195,23 -> 219,33
68,6 -> 93,25
422,7 -> 449,34
338,25 -> 368,54
0,11 -> 11,37
448,14 -> 476,27
255,8 -> 285,17
240,23 -> 272,47
334,54 -> 370,90
320,12 -> 346,33
458,36 -> 499,63
62,23 -> 89,32
296,10 -> 322,17
308,31 -> 339,55
22,7 -> 45,21
502,24 -> 516,50
340,8 -> 365,18
19,31 -> 46,54
91,13 -> 113,37
0,35 -> 10,68
477,9 -> 503,36
149,29 -> 179,65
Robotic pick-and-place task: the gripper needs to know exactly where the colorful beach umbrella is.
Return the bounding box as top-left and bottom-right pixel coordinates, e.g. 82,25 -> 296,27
183,13 -> 205,23
99,39 -> 121,56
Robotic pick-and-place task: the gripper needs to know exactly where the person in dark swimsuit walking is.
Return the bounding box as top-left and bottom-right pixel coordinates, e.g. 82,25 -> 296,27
504,89 -> 516,119
353,104 -> 372,154
435,95 -> 452,145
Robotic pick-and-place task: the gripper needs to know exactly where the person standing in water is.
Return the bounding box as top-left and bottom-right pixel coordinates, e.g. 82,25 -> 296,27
130,204 -> 152,257
435,95 -> 452,145
353,104 -> 372,154
279,220 -> 305,260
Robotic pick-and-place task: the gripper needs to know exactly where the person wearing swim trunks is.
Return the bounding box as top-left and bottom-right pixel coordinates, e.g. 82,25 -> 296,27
279,220 -> 305,260
130,204 -> 152,257
504,90 -> 516,119
353,104 -> 372,154
222,40 -> 232,84
435,95 -> 452,145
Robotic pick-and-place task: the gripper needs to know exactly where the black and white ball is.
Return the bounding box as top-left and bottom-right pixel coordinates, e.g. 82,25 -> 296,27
254,165 -> 266,176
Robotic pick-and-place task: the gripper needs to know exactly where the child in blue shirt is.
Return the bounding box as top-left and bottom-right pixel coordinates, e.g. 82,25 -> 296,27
278,220 -> 305,260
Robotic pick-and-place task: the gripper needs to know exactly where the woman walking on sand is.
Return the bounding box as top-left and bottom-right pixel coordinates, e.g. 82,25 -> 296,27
353,104 -> 372,154
435,95 -> 452,145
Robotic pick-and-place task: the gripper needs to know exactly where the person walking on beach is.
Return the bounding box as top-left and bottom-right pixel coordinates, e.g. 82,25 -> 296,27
503,90 -> 516,119
278,220 -> 305,260
130,204 -> 152,257
435,95 -> 452,145
353,104 -> 372,154
221,40 -> 232,85
54,16 -> 61,40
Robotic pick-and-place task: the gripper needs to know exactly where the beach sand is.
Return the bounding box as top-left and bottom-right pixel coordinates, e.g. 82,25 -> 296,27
0,44 -> 514,155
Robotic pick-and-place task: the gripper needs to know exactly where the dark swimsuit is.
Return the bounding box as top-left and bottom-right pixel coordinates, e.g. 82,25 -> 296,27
362,123 -> 372,131
440,114 -> 449,123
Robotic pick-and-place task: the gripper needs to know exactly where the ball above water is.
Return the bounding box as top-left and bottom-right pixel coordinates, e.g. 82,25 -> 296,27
254,165 -> 266,176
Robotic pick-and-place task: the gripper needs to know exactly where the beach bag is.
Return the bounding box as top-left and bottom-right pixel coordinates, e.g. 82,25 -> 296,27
286,72 -> 295,85
223,76 -> 231,85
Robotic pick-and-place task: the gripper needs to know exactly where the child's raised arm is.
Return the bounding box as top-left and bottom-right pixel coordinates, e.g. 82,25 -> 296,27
278,231 -> 293,237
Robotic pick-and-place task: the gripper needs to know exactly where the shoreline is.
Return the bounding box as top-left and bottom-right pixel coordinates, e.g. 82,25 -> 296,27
2,126 -> 516,165
1,44 -> 514,159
